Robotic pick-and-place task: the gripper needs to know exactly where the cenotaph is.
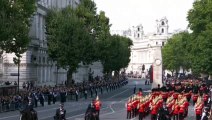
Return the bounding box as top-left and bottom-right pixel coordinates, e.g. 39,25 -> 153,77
152,46 -> 163,88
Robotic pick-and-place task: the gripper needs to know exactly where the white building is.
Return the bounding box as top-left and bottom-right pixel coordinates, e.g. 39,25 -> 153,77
0,0 -> 100,86
111,17 -> 172,77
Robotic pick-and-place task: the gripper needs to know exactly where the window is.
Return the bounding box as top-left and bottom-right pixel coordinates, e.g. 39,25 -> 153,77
162,42 -> 165,46
138,33 -> 140,38
138,27 -> 140,31
161,28 -> 164,33
156,42 -> 158,45
43,57 -> 45,64
161,21 -> 165,25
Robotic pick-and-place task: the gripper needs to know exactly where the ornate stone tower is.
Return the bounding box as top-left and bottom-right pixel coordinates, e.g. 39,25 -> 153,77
132,24 -> 144,39
156,17 -> 169,35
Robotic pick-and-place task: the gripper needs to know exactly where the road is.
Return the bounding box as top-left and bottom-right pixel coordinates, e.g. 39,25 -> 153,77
0,79 -> 196,120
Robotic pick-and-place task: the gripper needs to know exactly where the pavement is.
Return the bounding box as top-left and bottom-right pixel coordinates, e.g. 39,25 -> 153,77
0,79 -> 196,120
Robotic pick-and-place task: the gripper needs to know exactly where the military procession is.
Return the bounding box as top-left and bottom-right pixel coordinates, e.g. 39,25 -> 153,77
126,80 -> 212,120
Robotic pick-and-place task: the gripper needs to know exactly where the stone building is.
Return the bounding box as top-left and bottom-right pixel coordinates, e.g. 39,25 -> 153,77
0,0 -> 103,86
111,17 -> 172,77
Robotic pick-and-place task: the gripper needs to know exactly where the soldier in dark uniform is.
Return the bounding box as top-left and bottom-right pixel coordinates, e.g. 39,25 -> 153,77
157,103 -> 171,120
201,106 -> 210,120
85,99 -> 97,120
54,103 -> 66,120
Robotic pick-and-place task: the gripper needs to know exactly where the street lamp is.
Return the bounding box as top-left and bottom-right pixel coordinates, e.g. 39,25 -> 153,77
12,38 -> 20,93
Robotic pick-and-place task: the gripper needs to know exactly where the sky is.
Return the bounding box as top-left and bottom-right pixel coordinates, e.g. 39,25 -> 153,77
93,0 -> 195,33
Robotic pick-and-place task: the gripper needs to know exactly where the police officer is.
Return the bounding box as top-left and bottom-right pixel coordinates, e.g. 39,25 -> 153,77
54,103 -> 66,120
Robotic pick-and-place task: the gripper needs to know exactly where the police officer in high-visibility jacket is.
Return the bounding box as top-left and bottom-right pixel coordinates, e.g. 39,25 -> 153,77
94,96 -> 101,120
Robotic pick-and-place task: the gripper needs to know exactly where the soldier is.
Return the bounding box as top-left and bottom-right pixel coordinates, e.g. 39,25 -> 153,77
94,96 -> 101,120
150,97 -> 159,120
172,100 -> 180,120
193,93 -> 199,106
203,93 -> 209,106
138,99 -> 145,120
195,97 -> 204,120
126,98 -> 132,119
157,102 -> 171,120
54,103 -> 66,120
201,106 -> 211,120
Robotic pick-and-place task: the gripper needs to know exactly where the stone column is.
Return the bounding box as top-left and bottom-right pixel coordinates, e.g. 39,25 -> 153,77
152,46 -> 163,89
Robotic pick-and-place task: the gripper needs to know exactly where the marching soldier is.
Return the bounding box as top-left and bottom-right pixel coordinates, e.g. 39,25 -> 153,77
138,99 -> 145,120
126,98 -> 132,119
172,100 -> 180,120
195,97 -> 204,120
150,97 -> 159,120
94,96 -> 101,120
203,93 -> 209,106
54,103 -> 66,120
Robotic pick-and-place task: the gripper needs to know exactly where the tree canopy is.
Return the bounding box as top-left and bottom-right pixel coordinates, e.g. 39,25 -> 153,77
187,0 -> 212,75
163,0 -> 212,76
46,0 -> 132,84
0,0 -> 36,61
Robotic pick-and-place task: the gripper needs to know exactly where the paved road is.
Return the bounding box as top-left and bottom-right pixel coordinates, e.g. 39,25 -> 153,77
0,79 -> 196,120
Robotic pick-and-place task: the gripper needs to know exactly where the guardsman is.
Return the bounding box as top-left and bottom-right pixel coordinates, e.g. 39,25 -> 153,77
138,99 -> 145,120
203,93 -> 209,106
193,93 -> 199,106
166,96 -> 175,114
150,96 -> 159,120
183,96 -> 189,117
172,100 -> 180,120
179,98 -> 186,120
126,98 -> 132,119
195,97 -> 204,120
54,103 -> 66,120
94,96 -> 101,120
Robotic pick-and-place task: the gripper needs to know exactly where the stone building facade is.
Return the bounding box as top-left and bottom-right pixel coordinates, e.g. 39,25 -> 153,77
111,17 -> 172,77
0,0 -> 103,86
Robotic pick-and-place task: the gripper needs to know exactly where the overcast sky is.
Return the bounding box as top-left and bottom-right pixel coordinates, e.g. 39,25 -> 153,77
93,0 -> 195,33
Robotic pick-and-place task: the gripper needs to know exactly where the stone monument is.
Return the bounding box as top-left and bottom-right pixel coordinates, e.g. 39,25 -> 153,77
152,46 -> 163,88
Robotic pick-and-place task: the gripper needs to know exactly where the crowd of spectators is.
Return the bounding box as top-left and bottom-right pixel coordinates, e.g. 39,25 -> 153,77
0,75 -> 128,113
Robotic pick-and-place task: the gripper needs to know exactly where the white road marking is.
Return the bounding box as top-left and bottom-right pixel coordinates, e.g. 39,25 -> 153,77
107,89 -> 129,99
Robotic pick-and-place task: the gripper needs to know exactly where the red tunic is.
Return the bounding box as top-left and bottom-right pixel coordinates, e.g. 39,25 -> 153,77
127,102 -> 132,111
172,104 -> 180,115
150,103 -> 158,115
139,103 -> 145,113
192,95 -> 198,101
195,103 -> 203,115
203,94 -> 209,102
179,104 -> 185,113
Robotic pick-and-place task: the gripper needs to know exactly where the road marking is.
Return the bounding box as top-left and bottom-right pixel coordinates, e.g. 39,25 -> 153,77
107,89 -> 129,99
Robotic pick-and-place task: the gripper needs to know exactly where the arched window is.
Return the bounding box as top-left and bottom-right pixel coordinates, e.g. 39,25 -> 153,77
161,21 -> 165,25
138,33 -> 140,38
161,28 -> 164,33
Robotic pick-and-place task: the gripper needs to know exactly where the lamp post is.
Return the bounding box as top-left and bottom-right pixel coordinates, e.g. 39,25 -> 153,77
17,57 -> 20,93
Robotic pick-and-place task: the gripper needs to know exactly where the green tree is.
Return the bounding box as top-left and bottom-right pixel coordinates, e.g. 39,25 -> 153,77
187,0 -> 212,75
46,7 -> 93,86
162,32 -> 192,75
0,0 -> 36,57
102,35 -> 132,76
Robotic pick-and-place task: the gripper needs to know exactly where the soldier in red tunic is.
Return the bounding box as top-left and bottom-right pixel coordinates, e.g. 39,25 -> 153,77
172,100 -> 180,120
126,98 -> 132,119
138,99 -> 145,120
195,96 -> 204,120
